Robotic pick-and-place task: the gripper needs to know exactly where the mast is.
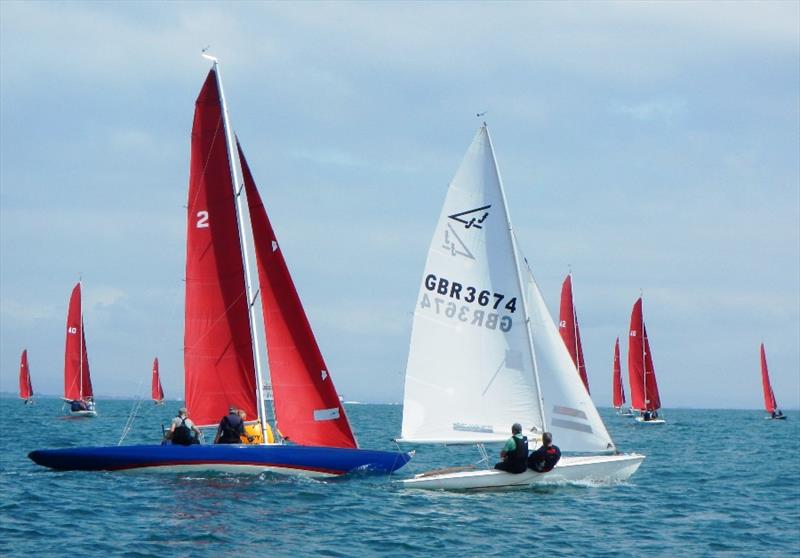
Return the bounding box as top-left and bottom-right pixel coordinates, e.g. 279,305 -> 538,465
484,125 -> 547,433
203,54 -> 270,441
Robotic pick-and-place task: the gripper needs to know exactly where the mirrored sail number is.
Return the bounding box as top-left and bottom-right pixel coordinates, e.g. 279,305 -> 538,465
420,273 -> 516,333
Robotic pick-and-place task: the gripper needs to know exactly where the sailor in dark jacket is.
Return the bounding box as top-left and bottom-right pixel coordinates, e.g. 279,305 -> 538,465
494,423 -> 529,474
528,431 -> 561,473
214,406 -> 245,444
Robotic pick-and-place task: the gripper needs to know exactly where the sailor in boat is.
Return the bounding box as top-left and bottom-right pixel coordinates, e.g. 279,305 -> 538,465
214,406 -> 247,444
772,409 -> 785,419
69,397 -> 94,412
527,432 -> 561,473
494,423 -> 529,474
165,407 -> 202,445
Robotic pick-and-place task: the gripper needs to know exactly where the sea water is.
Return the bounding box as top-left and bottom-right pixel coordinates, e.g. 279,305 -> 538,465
1,399 -> 798,557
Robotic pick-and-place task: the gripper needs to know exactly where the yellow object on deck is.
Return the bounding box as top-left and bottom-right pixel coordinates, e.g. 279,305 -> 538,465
241,421 -> 275,444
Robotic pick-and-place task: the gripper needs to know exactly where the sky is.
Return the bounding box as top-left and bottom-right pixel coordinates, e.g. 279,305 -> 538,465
1,1 -> 798,409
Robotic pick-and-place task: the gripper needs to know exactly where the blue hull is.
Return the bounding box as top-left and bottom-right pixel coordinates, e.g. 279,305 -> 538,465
29,444 -> 412,476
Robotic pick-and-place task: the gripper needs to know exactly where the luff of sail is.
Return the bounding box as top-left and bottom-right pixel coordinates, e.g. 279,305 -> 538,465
400,126 -> 542,444
64,283 -> 93,401
184,69 -> 258,427
558,274 -> 590,394
152,357 -> 164,403
612,337 -> 625,408
20,349 -> 33,401
522,261 -> 615,452
760,343 -> 777,414
628,297 -> 661,412
240,142 -> 357,449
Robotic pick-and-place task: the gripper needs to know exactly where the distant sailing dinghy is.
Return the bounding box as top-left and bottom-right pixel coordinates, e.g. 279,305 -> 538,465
152,357 -> 165,405
612,337 -> 633,417
29,57 -> 411,476
559,273 -> 590,394
628,298 -> 664,424
760,344 -> 786,420
397,125 -> 644,490
19,349 -> 34,405
63,282 -> 97,417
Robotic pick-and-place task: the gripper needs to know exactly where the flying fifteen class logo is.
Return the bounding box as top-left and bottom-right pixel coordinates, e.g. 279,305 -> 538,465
442,205 -> 491,259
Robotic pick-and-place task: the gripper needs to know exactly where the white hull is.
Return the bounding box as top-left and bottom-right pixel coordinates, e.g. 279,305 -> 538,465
69,410 -> 97,418
634,417 -> 665,424
122,463 -> 338,478
401,453 -> 645,490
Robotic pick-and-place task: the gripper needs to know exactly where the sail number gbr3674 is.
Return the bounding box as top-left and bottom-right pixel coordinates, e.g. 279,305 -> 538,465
420,274 -> 516,333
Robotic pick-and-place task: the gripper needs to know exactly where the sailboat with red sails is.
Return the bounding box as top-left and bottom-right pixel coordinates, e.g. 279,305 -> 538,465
612,337 -> 633,416
760,343 -> 786,420
63,282 -> 96,417
19,349 -> 34,405
558,273 -> 590,394
29,56 -> 411,475
151,357 -> 165,405
628,297 -> 664,424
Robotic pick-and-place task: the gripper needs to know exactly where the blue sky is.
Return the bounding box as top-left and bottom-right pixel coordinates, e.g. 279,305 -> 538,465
1,1 -> 798,409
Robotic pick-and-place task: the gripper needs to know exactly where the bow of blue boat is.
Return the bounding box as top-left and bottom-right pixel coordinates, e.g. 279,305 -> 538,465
28,444 -> 413,477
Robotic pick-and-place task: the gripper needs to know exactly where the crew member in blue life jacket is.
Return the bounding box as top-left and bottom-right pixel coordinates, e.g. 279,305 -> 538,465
167,407 -> 202,445
527,431 -> 561,473
214,406 -> 246,444
69,400 -> 87,412
494,423 -> 529,473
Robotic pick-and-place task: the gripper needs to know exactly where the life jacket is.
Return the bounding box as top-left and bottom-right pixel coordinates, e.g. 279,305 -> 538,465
172,417 -> 194,446
506,435 -> 529,474
218,414 -> 244,443
528,444 -> 561,472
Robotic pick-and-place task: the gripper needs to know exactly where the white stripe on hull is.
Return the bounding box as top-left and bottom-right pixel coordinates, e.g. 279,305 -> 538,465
118,463 -> 340,478
401,453 -> 645,490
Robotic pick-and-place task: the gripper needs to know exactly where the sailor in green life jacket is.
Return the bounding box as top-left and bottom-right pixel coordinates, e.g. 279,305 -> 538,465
494,423 -> 529,474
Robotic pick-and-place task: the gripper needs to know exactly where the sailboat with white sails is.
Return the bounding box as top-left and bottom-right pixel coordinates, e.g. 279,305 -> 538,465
398,125 -> 644,490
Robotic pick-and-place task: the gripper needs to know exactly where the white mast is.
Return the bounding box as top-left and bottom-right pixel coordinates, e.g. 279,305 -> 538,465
484,125 -> 547,433
203,53 -> 270,442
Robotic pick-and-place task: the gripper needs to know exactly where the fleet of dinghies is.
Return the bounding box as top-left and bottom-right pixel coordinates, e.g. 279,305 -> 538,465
21,57 -> 790,486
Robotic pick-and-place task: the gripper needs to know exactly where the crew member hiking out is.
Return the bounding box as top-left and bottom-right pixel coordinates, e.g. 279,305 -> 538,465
528,431 -> 561,473
494,423 -> 528,473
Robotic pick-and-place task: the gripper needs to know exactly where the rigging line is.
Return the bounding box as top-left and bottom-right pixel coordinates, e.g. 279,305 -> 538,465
118,377 -> 147,446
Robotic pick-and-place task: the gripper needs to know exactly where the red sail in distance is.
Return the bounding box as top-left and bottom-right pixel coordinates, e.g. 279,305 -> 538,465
628,297 -> 661,411
760,343 -> 777,414
240,143 -> 357,449
19,349 -> 33,400
559,274 -> 590,393
184,69 -> 258,427
64,283 -> 93,401
612,337 -> 625,408
152,357 -> 164,403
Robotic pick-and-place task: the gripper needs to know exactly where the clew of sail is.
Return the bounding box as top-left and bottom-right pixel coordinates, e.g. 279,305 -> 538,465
184,69 -> 258,427
239,143 -> 357,449
400,126 -> 541,444
64,283 -> 93,401
521,261 -> 615,452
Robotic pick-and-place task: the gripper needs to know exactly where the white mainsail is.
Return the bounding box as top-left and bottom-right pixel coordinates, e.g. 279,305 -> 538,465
400,126 -> 542,443
400,124 -> 615,453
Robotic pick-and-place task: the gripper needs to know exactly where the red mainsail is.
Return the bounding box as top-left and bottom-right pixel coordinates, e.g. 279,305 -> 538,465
152,357 -> 165,403
760,343 -> 777,414
559,274 -> 590,393
19,349 -> 33,400
64,283 -> 93,401
240,143 -> 357,449
612,337 -> 625,408
184,69 -> 258,427
628,297 -> 660,411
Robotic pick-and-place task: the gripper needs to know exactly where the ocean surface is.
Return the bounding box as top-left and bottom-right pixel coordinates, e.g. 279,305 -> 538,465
1,400 -> 798,557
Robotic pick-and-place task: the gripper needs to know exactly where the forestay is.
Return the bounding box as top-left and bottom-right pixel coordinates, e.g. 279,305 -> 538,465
400,126 -> 542,444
